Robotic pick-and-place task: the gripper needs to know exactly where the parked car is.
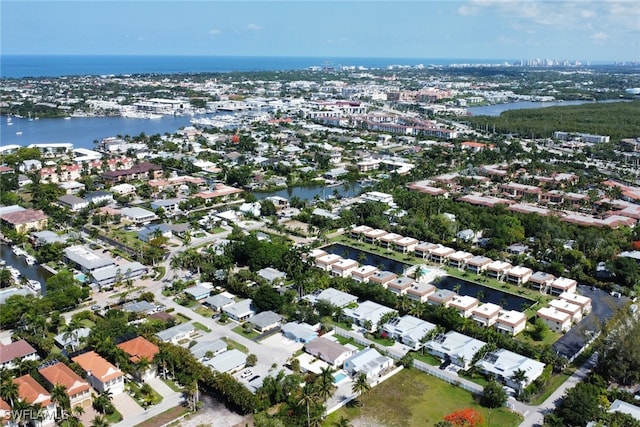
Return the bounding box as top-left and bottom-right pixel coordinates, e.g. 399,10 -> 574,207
240,369 -> 253,378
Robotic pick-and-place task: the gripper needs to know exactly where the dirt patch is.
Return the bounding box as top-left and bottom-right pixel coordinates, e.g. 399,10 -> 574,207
174,395 -> 249,427
350,417 -> 390,427
136,406 -> 189,427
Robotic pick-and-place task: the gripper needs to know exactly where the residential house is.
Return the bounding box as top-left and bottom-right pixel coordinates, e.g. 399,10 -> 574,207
304,288 -> 358,308
608,400 -> 640,421
449,295 -> 480,318
121,301 -> 156,315
471,303 -> 502,327
155,323 -> 196,344
249,311 -> 283,332
0,339 -> 39,370
343,300 -> 396,332
548,299 -> 583,323
528,271 -> 556,293
189,339 -> 228,362
559,292 -> 592,315
363,228 -> 388,245
150,198 -> 182,215
406,282 -> 436,303
427,289 -> 456,307
39,362 -> 92,409
414,242 -> 437,259
85,191 -> 114,205
379,232 -> 403,249
475,349 -> 545,391
425,331 -> 486,369
466,256 -> 493,274
350,225 -> 373,240
343,348 -> 394,380
72,351 -> 125,394
184,285 -> 211,301
315,254 -> 343,271
204,349 -> 247,374
0,209 -> 48,233
487,261 -> 513,281
548,277 -> 577,295
117,336 -> 159,381
386,276 -> 415,296
102,162 -> 162,184
448,251 -> 473,269
495,310 -> 527,335
304,337 -> 354,367
381,315 -> 437,350
257,267 -> 287,285
536,307 -> 572,333
223,299 -> 255,322
54,327 -> 91,351
281,322 -> 318,344
368,270 -> 398,288
57,194 -> 89,212
331,258 -> 359,278
506,266 -> 533,286
137,224 -> 173,242
121,207 -> 157,224
203,294 -> 235,311
429,245 -> 456,264
351,265 -> 379,283
394,236 -> 419,253
14,375 -> 56,426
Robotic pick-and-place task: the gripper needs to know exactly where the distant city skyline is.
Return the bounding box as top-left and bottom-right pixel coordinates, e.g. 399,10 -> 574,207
2,1 -> 639,62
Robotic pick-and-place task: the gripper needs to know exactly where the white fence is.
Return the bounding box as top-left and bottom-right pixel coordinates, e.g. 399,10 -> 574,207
412,360 -> 483,395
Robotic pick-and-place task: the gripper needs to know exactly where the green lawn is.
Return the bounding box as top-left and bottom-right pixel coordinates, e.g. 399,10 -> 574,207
174,313 -> 191,324
411,352 -> 440,366
528,369 -> 574,405
194,306 -> 214,318
222,337 -> 249,354
232,325 -> 260,340
193,321 -> 212,333
367,334 -> 396,347
333,334 -> 365,350
105,409 -> 124,424
324,369 -> 522,427
161,378 -> 183,393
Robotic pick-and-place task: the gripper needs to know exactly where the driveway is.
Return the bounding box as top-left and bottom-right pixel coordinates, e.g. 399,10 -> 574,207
112,391 -> 145,419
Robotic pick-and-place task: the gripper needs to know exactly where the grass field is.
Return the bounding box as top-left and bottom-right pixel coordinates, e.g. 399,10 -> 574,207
324,369 -> 522,427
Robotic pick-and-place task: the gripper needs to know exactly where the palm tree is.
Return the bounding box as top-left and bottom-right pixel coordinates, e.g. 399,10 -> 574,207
351,373 -> 371,407
134,356 -> 152,382
91,414 -> 109,427
298,382 -> 317,427
511,368 -> 529,397
0,374 -> 19,407
317,366 -> 335,400
51,384 -> 71,414
63,317 -> 85,352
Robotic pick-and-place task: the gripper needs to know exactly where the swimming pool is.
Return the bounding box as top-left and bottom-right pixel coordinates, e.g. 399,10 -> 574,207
75,273 -> 86,283
333,373 -> 347,383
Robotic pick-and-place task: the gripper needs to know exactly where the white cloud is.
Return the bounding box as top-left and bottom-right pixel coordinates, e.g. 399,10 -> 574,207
580,9 -> 596,19
246,24 -> 263,31
590,32 -> 608,42
457,5 -> 478,16
209,29 -> 221,35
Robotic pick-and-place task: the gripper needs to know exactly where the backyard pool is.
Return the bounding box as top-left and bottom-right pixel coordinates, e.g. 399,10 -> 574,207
75,273 -> 87,283
333,372 -> 348,384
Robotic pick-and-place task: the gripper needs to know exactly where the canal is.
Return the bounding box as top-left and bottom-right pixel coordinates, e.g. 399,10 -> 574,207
254,182 -> 364,202
0,244 -> 52,294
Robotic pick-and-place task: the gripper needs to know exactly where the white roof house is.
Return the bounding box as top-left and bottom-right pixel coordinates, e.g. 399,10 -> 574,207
223,299 -> 255,322
204,349 -> 247,374
609,399 -> 640,421
303,287 -> 358,308
343,300 -> 396,332
425,331 -> 486,369
155,323 -> 195,344
381,315 -> 437,350
343,348 -> 394,380
475,349 -> 546,391
121,207 -> 157,224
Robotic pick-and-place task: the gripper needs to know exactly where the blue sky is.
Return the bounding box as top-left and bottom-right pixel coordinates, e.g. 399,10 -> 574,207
2,1 -> 638,61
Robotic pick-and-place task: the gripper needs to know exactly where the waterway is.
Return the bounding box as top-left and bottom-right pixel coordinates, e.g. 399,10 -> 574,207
0,244 -> 51,294
254,182 -> 364,202
321,243 -> 535,311
467,99 -> 624,117
1,114 -> 208,150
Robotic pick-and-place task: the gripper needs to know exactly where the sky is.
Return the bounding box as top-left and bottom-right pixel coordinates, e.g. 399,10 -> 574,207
1,0 -> 639,61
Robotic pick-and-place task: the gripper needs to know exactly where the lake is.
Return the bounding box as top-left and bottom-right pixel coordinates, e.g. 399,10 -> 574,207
467,99 -> 623,117
254,182 -> 363,202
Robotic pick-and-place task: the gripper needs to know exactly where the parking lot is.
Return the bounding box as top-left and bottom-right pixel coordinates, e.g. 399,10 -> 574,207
552,284 -> 628,359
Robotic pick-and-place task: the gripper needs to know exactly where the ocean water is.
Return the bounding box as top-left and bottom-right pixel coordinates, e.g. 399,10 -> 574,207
0,55 -> 513,78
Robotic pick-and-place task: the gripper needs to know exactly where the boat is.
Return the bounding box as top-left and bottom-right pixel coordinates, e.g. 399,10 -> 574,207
12,246 -> 27,257
8,266 -> 21,280
25,255 -> 37,266
15,131 -> 23,135
27,280 -> 41,291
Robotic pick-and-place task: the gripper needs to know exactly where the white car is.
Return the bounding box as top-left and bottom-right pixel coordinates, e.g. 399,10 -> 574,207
240,369 -> 253,378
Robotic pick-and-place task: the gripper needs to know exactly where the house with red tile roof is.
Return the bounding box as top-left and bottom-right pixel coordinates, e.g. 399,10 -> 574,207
0,209 -> 48,233
72,351 -> 124,394
117,336 -> 159,381
14,374 -> 56,425
39,362 -> 92,409
0,339 -> 39,370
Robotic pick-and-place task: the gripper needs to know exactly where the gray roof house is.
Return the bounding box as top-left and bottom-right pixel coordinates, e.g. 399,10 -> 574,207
184,285 -> 211,301
58,194 -> 89,212
249,311 -> 283,332
122,301 -> 156,314
257,267 -> 287,285
281,322 -> 318,343
475,349 -> 545,391
203,294 -> 235,311
54,327 -> 91,350
189,339 -> 228,362
30,230 -> 69,246
155,323 -> 195,344
343,348 -> 394,380
204,348 -> 247,373
121,207 -> 157,224
64,245 -> 115,273
223,299 -> 255,322
90,261 -> 148,288
137,224 -> 173,242
304,336 -> 355,367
